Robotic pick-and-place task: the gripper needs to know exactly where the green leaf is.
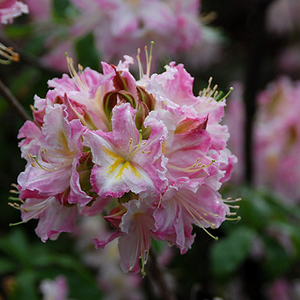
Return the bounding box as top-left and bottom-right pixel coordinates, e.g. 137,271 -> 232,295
53,0 -> 71,19
261,235 -> 292,279
0,228 -> 32,268
210,226 -> 256,279
75,33 -> 100,70
10,270 -> 39,300
237,187 -> 288,230
0,258 -> 17,274
4,25 -> 34,38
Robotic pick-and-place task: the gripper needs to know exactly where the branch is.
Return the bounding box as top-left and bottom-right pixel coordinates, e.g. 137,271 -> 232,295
147,249 -> 176,300
0,78 -> 31,121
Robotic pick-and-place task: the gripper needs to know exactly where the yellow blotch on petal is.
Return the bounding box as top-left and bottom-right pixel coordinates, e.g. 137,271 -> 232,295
102,147 -> 142,180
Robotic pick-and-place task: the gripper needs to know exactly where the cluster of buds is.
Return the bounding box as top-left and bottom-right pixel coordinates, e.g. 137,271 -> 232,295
10,46 -> 238,274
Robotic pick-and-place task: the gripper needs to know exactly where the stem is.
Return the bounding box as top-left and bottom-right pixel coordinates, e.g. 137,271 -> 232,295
147,249 -> 176,300
0,78 -> 31,121
243,0 -> 273,185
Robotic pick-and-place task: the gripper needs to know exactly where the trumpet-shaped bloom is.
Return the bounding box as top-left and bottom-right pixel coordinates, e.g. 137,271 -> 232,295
118,199 -> 157,273
94,198 -> 157,274
19,192 -> 78,242
154,179 -> 230,253
18,104 -> 91,206
83,103 -> 168,199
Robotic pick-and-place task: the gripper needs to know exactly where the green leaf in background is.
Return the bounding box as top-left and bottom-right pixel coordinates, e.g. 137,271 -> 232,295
75,33 -> 100,70
0,228 -> 103,300
4,24 -> 34,38
53,0 -> 71,20
0,228 -> 33,268
261,235 -> 292,279
238,188 -> 276,230
10,270 -> 39,300
0,258 -> 17,275
210,226 -> 256,279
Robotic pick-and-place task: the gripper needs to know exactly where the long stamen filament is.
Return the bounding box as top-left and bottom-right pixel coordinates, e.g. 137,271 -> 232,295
168,159 -> 215,173
182,198 -> 219,240
9,198 -> 53,227
136,48 -> 144,81
28,154 -> 61,172
65,53 -> 88,91
8,197 -> 20,201
127,133 -> 149,159
9,189 -> 20,194
175,194 -> 219,240
223,197 -> 242,203
145,41 -> 154,79
226,216 -> 241,222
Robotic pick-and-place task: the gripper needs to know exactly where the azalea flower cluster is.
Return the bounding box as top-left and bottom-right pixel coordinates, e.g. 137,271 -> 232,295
226,77 -> 300,203
0,0 -> 28,24
69,0 -> 204,64
11,50 -> 237,274
20,0 -> 222,72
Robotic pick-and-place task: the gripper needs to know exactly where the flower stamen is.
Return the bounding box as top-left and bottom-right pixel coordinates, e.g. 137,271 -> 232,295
168,159 -> 215,174
0,43 -> 19,64
27,153 -> 63,172
65,53 -> 88,91
9,197 -> 54,226
127,132 -> 149,160
174,193 -> 219,240
136,41 -> 154,81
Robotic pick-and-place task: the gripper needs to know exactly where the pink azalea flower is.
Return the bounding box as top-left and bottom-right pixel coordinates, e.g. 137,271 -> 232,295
0,0 -> 28,24
40,56 -> 136,130
20,193 -> 78,242
14,104 -> 92,241
118,199 -> 157,274
146,105 -> 213,185
40,275 -> 70,300
154,179 -> 230,253
83,102 -> 168,199
146,63 -> 235,183
18,104 -> 90,205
